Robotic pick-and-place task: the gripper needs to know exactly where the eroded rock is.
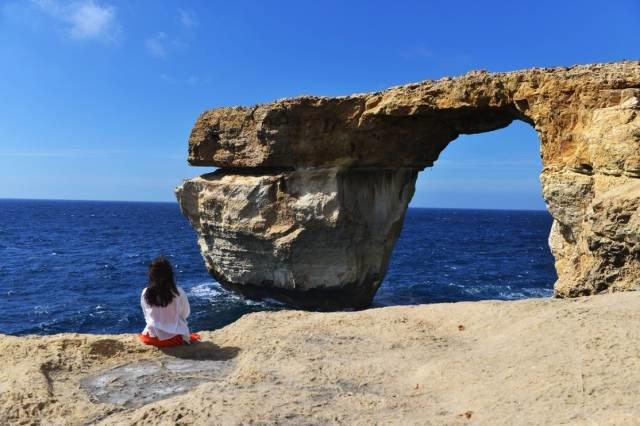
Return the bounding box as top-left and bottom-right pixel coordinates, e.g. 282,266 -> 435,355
80,358 -> 234,409
177,168 -> 417,309
178,61 -> 640,308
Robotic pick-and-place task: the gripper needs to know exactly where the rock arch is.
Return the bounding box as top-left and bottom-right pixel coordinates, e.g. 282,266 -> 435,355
177,61 -> 640,309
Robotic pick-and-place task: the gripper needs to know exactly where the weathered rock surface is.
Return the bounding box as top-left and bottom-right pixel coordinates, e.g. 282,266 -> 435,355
177,168 -> 417,308
4,293 -> 640,424
179,61 -> 640,308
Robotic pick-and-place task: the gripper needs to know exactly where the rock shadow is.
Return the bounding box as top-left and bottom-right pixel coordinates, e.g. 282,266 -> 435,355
159,340 -> 240,361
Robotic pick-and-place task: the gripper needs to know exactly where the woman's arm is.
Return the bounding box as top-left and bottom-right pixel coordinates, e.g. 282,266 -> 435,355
140,289 -> 149,322
179,288 -> 191,320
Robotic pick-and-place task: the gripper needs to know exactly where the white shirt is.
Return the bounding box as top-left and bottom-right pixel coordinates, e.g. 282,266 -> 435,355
140,286 -> 191,341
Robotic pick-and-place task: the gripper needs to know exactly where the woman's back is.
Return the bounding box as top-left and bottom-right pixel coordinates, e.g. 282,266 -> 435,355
141,286 -> 190,341
138,257 -> 198,346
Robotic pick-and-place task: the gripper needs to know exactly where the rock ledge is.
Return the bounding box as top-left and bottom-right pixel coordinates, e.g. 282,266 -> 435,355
3,292 -> 640,424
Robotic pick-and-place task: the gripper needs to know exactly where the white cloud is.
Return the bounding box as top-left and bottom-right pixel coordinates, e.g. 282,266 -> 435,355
31,0 -> 120,42
145,9 -> 197,59
145,32 -> 168,58
67,1 -> 116,40
179,9 -> 196,29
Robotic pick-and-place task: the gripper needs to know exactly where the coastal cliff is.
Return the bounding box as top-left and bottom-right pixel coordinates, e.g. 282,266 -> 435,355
177,168 -> 416,309
3,292 -> 640,424
177,61 -> 640,308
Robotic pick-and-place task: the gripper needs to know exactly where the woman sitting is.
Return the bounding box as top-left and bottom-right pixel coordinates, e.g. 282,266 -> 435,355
138,257 -> 200,347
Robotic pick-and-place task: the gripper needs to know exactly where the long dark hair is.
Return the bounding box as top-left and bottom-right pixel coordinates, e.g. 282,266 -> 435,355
144,257 -> 179,307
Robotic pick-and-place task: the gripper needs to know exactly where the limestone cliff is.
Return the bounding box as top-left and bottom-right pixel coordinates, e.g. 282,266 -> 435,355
177,168 -> 416,308
177,61 -> 640,308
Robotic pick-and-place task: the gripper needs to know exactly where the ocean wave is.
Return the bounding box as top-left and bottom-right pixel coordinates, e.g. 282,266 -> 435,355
186,280 -> 284,309
188,282 -> 222,300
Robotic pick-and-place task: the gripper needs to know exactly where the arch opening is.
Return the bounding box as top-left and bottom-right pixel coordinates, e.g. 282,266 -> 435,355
376,121 -> 557,305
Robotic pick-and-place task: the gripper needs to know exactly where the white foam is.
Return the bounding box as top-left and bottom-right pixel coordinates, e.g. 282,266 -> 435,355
33,305 -> 49,315
186,280 -> 283,308
188,282 -> 222,300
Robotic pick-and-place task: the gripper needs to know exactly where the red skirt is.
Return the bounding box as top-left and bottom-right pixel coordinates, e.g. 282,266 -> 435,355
138,332 -> 201,347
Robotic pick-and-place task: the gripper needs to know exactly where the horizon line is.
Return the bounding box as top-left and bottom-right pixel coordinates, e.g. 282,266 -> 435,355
0,196 -> 548,213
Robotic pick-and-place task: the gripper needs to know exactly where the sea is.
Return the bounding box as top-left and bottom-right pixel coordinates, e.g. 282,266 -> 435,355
0,199 -> 556,336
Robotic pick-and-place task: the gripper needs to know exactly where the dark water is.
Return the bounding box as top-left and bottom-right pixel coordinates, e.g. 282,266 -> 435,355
0,199 -> 556,336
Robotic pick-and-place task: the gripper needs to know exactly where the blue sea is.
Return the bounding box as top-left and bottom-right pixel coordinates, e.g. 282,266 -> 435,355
0,199 -> 556,336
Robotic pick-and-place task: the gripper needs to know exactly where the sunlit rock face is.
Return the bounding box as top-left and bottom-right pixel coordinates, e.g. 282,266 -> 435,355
176,168 -> 417,309
178,61 -> 640,308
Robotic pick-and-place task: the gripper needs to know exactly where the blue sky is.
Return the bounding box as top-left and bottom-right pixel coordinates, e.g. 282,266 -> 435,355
1,0 -> 638,209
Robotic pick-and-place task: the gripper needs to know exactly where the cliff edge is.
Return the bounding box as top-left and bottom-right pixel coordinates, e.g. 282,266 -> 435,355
2,292 -> 640,424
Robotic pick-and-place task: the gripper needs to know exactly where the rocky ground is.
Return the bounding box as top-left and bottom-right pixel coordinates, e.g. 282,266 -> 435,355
2,292 -> 640,425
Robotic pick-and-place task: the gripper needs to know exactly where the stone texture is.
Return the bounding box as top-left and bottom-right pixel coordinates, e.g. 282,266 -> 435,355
80,358 -> 234,408
179,61 -> 640,308
551,179 -> 640,297
187,62 -> 640,172
176,168 -> 417,309
5,293 -> 640,424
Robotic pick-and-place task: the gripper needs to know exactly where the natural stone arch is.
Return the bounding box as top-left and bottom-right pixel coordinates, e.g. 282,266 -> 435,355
177,61 -> 640,309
